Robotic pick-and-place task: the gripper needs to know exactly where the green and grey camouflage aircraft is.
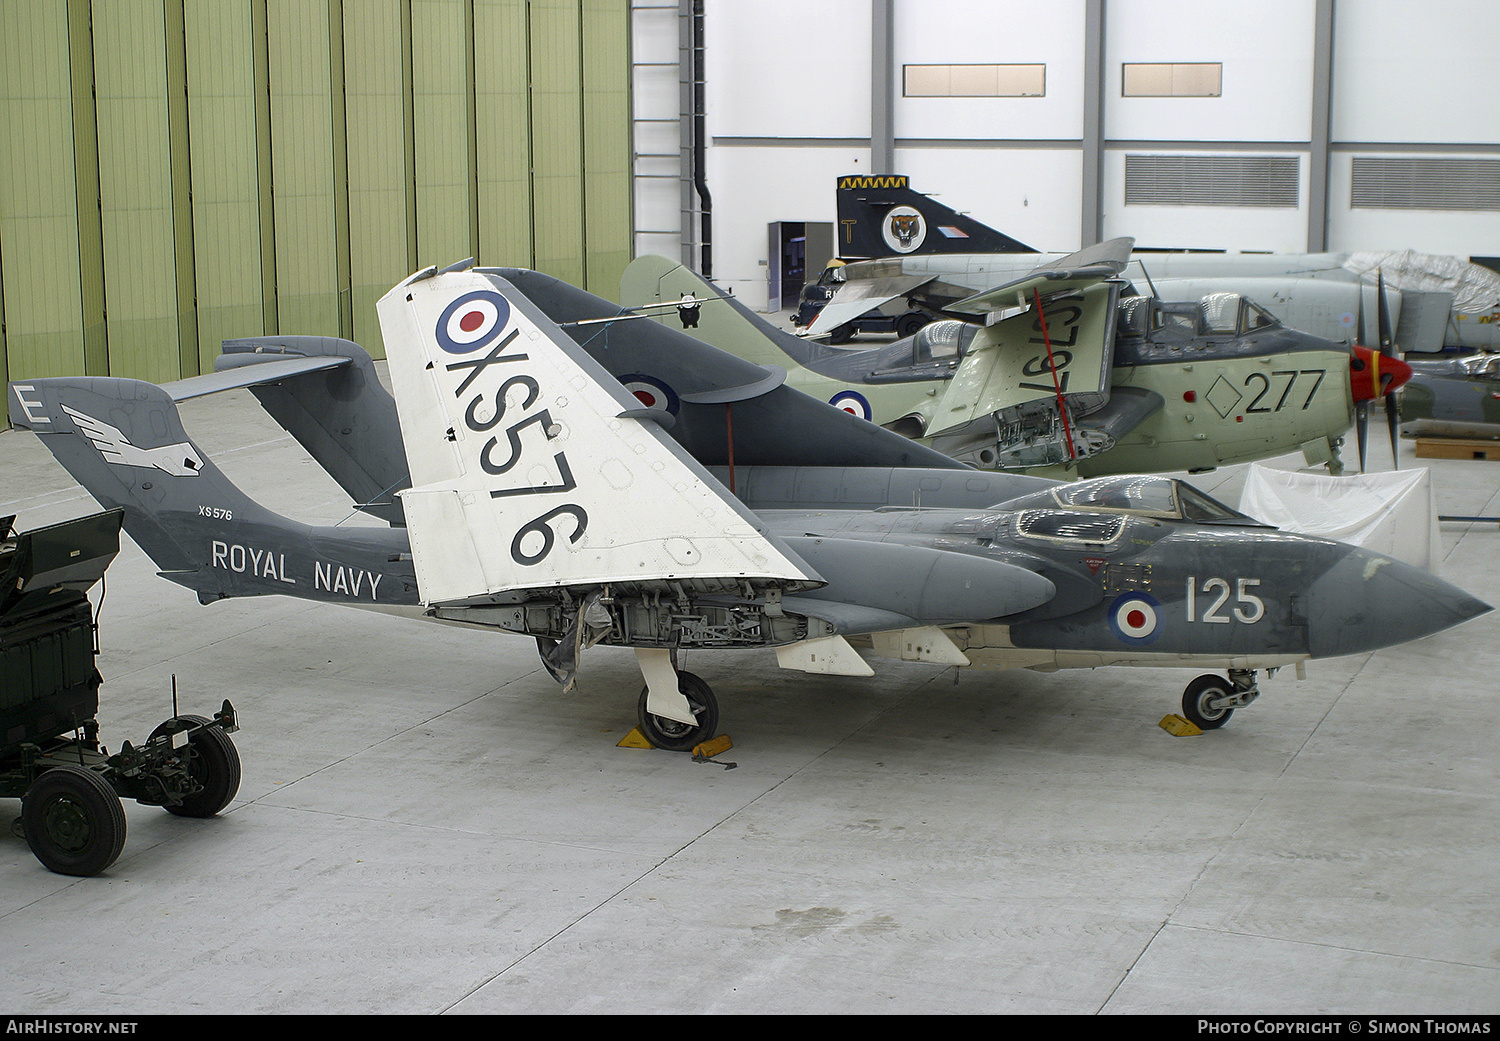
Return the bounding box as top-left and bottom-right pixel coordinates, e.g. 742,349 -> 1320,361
622,246 -> 1411,477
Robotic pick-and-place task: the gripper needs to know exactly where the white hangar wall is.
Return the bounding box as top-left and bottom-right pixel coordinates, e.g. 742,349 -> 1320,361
1328,0 -> 1500,253
1100,0 -> 1319,252
657,0 -> 1500,312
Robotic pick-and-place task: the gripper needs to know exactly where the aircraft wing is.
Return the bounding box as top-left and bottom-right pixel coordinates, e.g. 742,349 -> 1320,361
944,238 -> 1134,320
803,272 -> 937,336
376,265 -> 823,607
929,280 -> 1121,436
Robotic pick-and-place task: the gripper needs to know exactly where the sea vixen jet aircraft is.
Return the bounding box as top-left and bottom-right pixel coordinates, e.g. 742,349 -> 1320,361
8,264 -> 1487,750
621,251 -> 1412,476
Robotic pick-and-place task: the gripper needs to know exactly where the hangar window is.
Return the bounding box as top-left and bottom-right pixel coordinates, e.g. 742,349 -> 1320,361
1122,63 -> 1222,97
903,64 -> 1046,98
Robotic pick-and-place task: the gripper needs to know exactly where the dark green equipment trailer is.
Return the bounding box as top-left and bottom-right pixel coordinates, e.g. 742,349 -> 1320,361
1,509 -> 241,876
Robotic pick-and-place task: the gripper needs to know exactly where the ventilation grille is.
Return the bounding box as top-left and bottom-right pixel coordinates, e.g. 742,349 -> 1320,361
1125,155 -> 1300,208
1352,157 -> 1500,211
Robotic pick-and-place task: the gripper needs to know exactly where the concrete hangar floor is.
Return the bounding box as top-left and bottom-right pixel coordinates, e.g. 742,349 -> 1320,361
2,379 -> 1497,1016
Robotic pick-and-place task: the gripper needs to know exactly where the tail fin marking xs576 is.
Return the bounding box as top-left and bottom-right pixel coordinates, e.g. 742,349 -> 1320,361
375,266 -> 822,607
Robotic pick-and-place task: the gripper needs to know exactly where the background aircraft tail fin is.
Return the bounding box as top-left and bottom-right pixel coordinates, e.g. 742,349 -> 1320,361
9,376 -> 415,606
9,377 -> 296,576
619,254 -> 861,371
835,174 -> 1036,259
217,336 -> 410,525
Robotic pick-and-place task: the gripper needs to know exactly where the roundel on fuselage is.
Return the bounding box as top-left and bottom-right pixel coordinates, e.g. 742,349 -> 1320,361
830,390 -> 872,420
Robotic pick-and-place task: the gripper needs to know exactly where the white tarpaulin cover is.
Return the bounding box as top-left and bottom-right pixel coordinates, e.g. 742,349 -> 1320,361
1343,250 -> 1500,314
1237,464 -> 1443,574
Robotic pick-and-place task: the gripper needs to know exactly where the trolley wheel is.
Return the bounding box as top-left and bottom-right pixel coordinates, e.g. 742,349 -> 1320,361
151,715 -> 242,818
22,765 -> 127,877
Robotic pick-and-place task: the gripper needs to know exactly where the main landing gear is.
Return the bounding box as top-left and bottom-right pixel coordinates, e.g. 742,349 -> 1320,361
634,648 -> 721,752
1180,668 -> 1262,730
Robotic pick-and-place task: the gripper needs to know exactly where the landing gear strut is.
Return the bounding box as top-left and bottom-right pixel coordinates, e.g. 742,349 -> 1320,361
636,672 -> 720,752
634,648 -> 721,751
1181,669 -> 1262,730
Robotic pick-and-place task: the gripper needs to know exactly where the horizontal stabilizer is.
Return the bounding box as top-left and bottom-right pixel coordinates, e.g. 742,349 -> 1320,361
214,336 -> 411,525
162,355 -> 351,401
7,376 -> 415,607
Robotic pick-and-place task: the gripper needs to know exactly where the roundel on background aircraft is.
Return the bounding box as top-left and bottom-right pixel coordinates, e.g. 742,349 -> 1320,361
619,373 -> 680,414
437,290 -> 511,354
829,390 -> 872,420
1109,592 -> 1162,644
882,205 -> 927,254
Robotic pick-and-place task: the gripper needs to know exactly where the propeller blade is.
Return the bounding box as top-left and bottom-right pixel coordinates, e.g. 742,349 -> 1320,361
1357,281 -> 1368,347
1356,400 -> 1369,473
1377,269 -> 1394,356
1386,392 -> 1401,471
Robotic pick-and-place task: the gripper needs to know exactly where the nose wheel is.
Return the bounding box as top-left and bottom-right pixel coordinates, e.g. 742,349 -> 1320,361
1181,669 -> 1261,730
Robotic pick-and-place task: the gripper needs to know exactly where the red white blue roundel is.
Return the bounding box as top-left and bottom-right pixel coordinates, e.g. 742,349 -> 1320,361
1109,592 -> 1161,644
619,373 -> 679,414
436,290 -> 511,354
829,390 -> 872,420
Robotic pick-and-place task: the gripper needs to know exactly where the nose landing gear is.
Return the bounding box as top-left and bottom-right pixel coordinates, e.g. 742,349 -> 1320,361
1180,668 -> 1262,730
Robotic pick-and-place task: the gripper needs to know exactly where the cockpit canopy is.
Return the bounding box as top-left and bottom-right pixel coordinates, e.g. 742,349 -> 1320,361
994,475 -> 1267,526
1119,293 -> 1281,339
908,319 -> 980,364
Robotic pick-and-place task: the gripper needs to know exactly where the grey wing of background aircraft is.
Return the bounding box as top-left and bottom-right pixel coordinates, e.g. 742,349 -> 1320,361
809,175 -> 1500,355
8,263 -> 1488,751
1401,352 -> 1500,439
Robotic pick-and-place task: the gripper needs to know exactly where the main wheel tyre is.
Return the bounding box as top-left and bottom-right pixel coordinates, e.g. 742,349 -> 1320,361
1182,674 -> 1236,730
827,323 -> 855,345
22,765 -> 127,877
637,671 -> 720,752
151,715 -> 242,818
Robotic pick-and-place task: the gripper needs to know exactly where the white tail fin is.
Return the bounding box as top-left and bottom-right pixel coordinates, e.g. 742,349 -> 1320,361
377,266 -> 819,606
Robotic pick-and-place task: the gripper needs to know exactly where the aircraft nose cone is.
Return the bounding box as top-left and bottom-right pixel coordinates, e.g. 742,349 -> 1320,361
1350,345 -> 1414,402
1307,549 -> 1490,658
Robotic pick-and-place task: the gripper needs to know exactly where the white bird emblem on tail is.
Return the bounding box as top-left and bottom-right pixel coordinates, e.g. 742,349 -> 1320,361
61,403 -> 204,477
